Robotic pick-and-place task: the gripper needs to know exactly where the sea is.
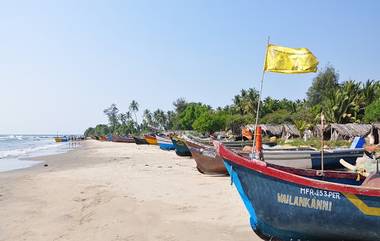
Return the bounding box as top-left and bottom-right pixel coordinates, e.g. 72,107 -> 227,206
0,135 -> 72,172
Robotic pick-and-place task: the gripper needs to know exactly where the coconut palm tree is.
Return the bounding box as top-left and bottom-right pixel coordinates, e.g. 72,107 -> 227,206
129,100 -> 139,125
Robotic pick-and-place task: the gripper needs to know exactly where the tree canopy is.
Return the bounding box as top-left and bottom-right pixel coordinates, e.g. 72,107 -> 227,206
84,66 -> 380,137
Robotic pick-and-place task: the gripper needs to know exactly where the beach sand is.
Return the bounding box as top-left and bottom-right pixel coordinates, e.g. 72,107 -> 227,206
0,140 -> 261,241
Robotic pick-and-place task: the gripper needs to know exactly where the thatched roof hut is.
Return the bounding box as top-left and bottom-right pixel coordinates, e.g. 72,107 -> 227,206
246,124 -> 283,137
327,123 -> 372,141
313,124 -> 332,139
281,124 -> 301,139
261,124 -> 283,137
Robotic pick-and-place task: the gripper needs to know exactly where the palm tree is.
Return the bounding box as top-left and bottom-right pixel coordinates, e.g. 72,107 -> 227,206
129,100 -> 139,124
143,109 -> 153,126
322,81 -> 360,123
153,109 -> 167,130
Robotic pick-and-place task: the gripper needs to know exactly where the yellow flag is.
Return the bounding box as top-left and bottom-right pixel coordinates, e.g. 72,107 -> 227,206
264,44 -> 318,74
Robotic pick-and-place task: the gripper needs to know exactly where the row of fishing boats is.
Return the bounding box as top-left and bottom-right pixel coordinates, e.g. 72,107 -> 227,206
54,135 -> 85,142
96,131 -> 380,241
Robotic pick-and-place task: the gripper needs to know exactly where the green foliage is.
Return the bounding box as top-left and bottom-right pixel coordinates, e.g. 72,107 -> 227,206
84,124 -> 110,137
84,127 -> 94,137
261,109 -> 293,124
232,88 -> 259,116
129,100 -> 139,125
321,81 -> 360,123
103,104 -> 120,133
225,114 -> 254,135
192,111 -> 226,133
86,72 -> 380,137
306,65 -> 339,106
173,103 -> 211,130
293,120 -> 311,136
173,98 -> 188,114
364,99 -> 380,123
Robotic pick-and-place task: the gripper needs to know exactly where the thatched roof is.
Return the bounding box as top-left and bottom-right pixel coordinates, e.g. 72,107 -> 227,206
261,124 -> 283,137
282,124 -> 301,138
313,124 -> 326,137
246,124 -> 283,137
328,123 -> 372,140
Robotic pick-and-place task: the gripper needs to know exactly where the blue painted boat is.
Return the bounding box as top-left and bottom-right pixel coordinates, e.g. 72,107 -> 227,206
216,141 -> 380,241
156,135 -> 175,151
171,136 -> 192,156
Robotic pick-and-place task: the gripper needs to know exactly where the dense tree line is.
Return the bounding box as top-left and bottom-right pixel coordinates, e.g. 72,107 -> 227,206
84,66 -> 380,137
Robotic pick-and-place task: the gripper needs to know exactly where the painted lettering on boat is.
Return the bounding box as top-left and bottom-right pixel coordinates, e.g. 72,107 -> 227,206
277,193 -> 332,212
300,187 -> 341,199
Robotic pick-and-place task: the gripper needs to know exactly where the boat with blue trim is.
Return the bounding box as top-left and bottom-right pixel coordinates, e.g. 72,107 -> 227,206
54,136 -> 68,142
156,134 -> 175,151
171,136 -> 192,156
215,140 -> 380,241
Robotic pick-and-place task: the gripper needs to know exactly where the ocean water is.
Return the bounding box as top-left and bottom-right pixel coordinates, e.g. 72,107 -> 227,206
0,135 -> 72,172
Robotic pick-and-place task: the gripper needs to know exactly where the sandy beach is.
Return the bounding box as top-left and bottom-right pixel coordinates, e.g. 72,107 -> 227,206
0,140 -> 260,241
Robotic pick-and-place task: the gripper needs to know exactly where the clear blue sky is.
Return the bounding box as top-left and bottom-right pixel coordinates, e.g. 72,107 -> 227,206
1,0 -> 379,134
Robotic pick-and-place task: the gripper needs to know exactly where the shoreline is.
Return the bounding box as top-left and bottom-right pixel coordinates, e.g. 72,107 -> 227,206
0,140 -> 259,241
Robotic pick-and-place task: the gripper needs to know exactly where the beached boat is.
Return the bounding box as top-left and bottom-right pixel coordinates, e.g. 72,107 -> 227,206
54,136 -> 68,142
156,135 -> 175,150
171,136 -> 192,156
112,135 -> 135,143
260,148 -> 364,169
188,135 -> 364,170
216,141 -> 380,241
183,136 -> 227,175
133,136 -> 148,145
143,134 -> 158,145
99,136 -> 107,141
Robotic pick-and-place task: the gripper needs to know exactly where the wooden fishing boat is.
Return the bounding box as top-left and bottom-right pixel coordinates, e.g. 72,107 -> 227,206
183,136 -> 227,175
156,134 -> 175,150
112,135 -> 135,143
216,141 -> 380,241
172,136 -> 191,155
133,136 -> 148,145
261,148 -> 364,169
143,134 -> 157,145
188,135 -> 364,170
99,136 -> 107,141
171,136 -> 192,156
54,136 -> 68,142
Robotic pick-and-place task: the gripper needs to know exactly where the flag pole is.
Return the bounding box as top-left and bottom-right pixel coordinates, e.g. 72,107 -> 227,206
252,36 -> 270,160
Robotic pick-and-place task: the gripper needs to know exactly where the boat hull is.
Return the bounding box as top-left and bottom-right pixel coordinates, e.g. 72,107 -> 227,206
185,138 -> 227,175
112,135 -> 135,143
133,137 -> 148,145
144,135 -> 157,145
218,143 -> 380,241
171,138 -> 192,156
262,148 -> 364,169
156,135 -> 175,150
54,137 -> 68,142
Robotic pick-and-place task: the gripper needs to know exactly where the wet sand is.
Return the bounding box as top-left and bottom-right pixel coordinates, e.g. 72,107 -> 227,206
0,140 -> 261,241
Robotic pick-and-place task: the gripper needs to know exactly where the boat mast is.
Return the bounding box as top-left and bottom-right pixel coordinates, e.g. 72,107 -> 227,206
320,113 -> 325,177
252,36 -> 270,160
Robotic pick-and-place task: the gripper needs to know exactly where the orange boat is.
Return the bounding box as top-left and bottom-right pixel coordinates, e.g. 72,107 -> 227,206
144,134 -> 157,145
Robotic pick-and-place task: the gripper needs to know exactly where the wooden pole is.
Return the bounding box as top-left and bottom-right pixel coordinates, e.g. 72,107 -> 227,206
320,112 -> 325,176
252,36 -> 270,160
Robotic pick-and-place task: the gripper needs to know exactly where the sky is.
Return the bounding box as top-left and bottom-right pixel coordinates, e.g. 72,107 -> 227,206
1,0 -> 379,134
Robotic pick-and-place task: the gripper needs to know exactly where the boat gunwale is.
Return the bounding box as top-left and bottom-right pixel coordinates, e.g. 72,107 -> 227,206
216,141 -> 380,196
